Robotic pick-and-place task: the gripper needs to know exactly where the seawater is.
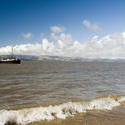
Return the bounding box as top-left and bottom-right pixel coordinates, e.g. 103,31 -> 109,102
1,61 -> 125,125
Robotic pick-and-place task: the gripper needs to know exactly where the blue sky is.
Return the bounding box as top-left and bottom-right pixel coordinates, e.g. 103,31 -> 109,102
1,0 -> 125,58
0,0 -> 125,45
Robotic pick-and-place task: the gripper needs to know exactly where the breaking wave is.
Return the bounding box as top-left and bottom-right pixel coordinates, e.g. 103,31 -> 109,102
1,95 -> 125,125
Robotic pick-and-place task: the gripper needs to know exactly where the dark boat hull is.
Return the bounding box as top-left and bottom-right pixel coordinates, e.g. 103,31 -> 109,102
0,59 -> 21,64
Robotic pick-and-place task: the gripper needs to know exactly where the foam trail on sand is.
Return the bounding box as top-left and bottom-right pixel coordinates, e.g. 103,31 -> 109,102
0,96 -> 125,125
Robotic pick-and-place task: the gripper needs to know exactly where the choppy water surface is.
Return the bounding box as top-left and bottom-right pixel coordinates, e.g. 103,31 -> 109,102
1,61 -> 125,125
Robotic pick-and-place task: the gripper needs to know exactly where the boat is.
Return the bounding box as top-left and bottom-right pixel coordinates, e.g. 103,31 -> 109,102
0,46 -> 21,64
0,57 -> 21,64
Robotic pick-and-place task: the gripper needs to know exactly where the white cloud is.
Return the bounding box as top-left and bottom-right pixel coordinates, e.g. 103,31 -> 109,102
22,33 -> 33,39
1,31 -> 125,59
83,20 -> 102,32
50,26 -> 65,33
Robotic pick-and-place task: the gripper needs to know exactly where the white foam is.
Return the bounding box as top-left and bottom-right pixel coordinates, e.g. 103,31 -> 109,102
0,96 -> 125,125
118,96 -> 125,103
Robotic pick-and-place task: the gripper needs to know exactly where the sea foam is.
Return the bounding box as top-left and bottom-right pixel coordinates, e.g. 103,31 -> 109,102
0,96 -> 124,125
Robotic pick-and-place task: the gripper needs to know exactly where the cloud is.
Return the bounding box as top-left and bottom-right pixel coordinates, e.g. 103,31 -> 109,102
83,20 -> 102,32
1,31 -> 125,59
22,33 -> 33,39
50,26 -> 65,33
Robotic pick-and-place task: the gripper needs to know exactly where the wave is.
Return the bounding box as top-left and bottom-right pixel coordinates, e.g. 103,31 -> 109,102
1,95 -> 125,125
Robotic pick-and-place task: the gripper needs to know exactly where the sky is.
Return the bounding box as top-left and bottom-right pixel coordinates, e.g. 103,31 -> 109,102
1,0 -> 125,59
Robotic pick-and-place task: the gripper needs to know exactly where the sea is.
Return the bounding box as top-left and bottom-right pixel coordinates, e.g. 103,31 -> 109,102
1,61 -> 125,125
